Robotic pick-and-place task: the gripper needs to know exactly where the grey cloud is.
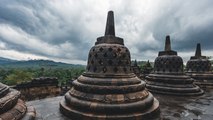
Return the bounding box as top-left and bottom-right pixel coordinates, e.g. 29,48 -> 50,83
0,0 -> 213,64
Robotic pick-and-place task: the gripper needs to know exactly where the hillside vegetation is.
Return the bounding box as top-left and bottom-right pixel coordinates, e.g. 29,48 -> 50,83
0,57 -> 85,86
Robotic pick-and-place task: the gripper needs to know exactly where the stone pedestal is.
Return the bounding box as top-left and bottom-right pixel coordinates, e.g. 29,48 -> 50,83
60,11 -> 160,120
146,36 -> 203,96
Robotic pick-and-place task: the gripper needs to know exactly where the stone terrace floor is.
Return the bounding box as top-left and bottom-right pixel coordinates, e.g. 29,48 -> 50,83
27,88 -> 213,120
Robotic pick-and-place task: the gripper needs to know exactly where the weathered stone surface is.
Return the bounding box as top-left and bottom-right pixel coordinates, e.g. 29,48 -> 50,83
15,77 -> 58,88
0,82 -> 36,120
60,11 -> 160,120
146,36 -> 203,96
186,43 -> 213,86
13,77 -> 60,101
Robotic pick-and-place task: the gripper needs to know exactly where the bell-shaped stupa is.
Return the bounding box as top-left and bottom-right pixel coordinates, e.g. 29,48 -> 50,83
0,82 -> 36,120
60,11 -> 160,120
186,43 -> 213,86
145,36 -> 203,96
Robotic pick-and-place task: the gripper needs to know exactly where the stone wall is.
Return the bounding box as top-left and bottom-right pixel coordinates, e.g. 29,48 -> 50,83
16,86 -> 60,101
13,77 -> 61,101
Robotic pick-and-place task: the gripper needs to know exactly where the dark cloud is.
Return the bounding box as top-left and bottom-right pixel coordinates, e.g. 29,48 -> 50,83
0,0 -> 212,64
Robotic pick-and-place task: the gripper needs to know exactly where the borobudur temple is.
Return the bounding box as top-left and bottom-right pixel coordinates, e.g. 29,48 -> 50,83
59,11 -> 160,120
145,36 -> 204,96
186,43 -> 213,86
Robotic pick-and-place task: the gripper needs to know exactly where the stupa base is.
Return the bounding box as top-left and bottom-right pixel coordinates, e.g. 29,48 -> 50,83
187,73 -> 213,87
146,85 -> 204,96
146,74 -> 204,96
60,98 -> 160,120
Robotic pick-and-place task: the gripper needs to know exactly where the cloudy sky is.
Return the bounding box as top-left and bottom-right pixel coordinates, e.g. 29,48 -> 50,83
0,0 -> 213,64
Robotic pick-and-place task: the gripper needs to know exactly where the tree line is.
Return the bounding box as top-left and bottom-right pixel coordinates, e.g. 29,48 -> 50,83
0,67 -> 85,86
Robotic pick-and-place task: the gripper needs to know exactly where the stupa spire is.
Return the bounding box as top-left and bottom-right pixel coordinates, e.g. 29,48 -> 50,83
105,11 -> 115,36
158,35 -> 177,56
195,43 -> 201,57
165,35 -> 171,51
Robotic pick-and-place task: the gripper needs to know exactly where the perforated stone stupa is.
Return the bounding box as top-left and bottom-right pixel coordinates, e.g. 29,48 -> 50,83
60,11 -> 160,120
146,36 -> 203,96
0,83 -> 36,120
186,43 -> 213,86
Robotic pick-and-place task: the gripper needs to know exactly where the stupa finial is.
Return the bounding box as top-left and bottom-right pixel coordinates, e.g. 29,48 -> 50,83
105,11 -> 115,36
134,59 -> 138,66
195,43 -> 201,57
165,35 -> 171,51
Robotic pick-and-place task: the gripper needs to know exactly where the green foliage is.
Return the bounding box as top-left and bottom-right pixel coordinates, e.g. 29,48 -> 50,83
139,61 -> 153,74
5,70 -> 33,85
0,67 -> 85,86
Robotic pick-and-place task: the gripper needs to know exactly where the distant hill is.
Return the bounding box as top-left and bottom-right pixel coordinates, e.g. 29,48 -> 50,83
0,57 -> 84,69
0,57 -> 18,64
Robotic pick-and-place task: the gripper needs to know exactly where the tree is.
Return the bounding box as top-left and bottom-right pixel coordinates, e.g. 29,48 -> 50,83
5,70 -> 33,85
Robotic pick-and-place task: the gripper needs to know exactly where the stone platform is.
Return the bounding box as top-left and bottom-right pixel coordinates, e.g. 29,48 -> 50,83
27,89 -> 213,120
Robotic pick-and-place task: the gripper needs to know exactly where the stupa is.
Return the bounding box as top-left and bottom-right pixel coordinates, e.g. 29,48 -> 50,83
0,83 -> 36,120
186,43 -> 213,86
145,36 -> 203,96
131,60 -> 141,77
60,11 -> 160,120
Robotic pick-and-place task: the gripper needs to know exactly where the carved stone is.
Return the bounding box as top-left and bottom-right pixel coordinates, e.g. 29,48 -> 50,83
60,11 -> 160,120
0,83 -> 36,120
146,36 -> 203,96
186,43 -> 213,86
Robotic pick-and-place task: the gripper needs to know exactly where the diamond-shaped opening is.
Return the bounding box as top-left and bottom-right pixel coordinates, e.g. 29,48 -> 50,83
123,67 -> 127,72
113,53 -> 117,58
93,48 -> 95,52
93,67 -> 97,72
94,53 -> 98,58
91,60 -> 94,64
104,53 -> 108,57
126,60 -> 130,65
99,47 -> 104,52
122,54 -> 126,58
108,60 -> 113,65
89,54 -> 92,58
117,48 -> 121,52
108,47 -> 113,52
118,60 -> 122,65
113,67 -> 118,73
99,59 -> 103,65
103,67 -> 107,73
